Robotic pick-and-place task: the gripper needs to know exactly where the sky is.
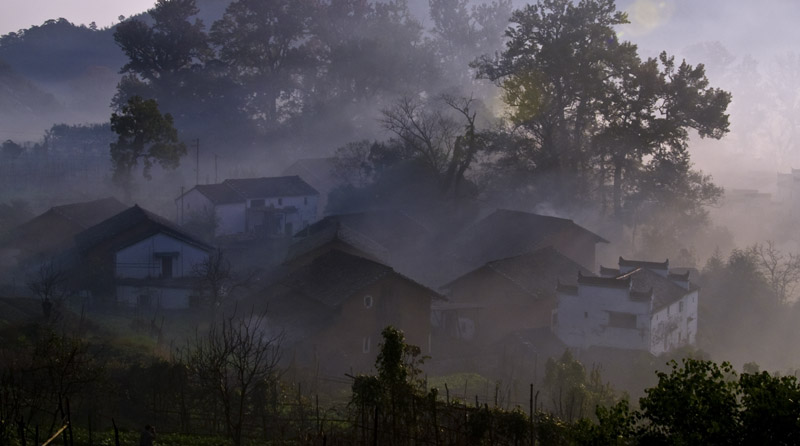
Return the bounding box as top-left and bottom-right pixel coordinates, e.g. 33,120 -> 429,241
0,0 -> 157,34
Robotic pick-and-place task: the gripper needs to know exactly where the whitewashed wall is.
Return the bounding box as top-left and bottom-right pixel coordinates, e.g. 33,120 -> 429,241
216,202 -> 246,235
649,290 -> 699,355
555,286 -> 651,351
178,189 -> 213,223
115,233 -> 209,279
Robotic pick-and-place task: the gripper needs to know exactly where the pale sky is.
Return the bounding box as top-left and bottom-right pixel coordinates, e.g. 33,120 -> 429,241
0,0 -> 157,35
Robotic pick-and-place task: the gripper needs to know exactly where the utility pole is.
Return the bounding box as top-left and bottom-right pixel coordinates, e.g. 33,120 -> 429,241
195,138 -> 200,186
214,153 -> 219,183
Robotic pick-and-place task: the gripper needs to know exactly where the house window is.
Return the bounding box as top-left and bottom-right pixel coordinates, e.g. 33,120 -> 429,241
278,198 -> 283,206
608,311 -> 637,329
154,252 -> 178,278
251,199 -> 265,207
679,301 -> 684,313
584,311 -> 588,319
364,295 -> 373,308
304,196 -> 308,205
161,257 -> 173,278
362,336 -> 371,353
667,306 -> 671,316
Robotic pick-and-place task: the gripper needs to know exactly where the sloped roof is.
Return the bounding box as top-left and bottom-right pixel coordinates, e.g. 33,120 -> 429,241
1,197 -> 127,255
75,205 -> 213,254
444,246 -> 591,300
50,197 -> 128,227
280,249 -> 439,308
281,157 -> 340,194
181,175 -> 319,204
297,210 -> 430,253
572,267 -> 695,310
625,268 -> 693,310
194,183 -> 243,204
225,175 -> 318,199
619,257 -> 669,271
453,209 -> 607,268
280,249 -> 395,308
285,219 -> 388,264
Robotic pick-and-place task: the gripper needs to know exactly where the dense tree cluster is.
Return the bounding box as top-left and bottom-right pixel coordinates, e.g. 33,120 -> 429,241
111,0 -> 511,153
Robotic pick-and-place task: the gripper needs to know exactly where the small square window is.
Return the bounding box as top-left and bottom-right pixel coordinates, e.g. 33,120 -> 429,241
584,311 -> 588,319
278,198 -> 283,206
362,336 -> 371,353
364,295 -> 373,308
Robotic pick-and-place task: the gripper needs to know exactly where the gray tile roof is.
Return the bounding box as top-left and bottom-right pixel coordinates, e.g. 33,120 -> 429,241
184,176 -> 319,204
225,175 -> 318,199
75,205 -> 213,253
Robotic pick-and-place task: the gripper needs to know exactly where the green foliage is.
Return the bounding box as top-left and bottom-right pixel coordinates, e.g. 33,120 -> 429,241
739,372 -> 800,445
543,350 -> 618,422
109,95 -> 186,198
638,359 -> 739,444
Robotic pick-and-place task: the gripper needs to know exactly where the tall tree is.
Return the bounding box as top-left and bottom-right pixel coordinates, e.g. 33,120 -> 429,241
475,0 -> 730,224
210,0 -> 317,132
110,96 -> 186,201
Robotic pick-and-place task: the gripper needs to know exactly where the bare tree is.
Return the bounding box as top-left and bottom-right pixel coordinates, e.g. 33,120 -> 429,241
380,94 -> 488,198
754,241 -> 800,304
193,248 -> 253,308
182,309 -> 283,446
27,261 -> 72,320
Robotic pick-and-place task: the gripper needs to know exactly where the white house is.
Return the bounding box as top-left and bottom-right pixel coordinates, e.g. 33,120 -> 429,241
74,205 -> 214,309
552,257 -> 698,355
176,175 -> 319,238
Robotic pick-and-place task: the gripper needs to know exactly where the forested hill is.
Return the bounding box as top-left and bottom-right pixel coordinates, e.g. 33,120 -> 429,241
0,18 -> 130,138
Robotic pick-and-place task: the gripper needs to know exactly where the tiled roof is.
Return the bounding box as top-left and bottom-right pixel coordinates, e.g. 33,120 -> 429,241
577,272 -> 632,289
299,210 -> 430,252
599,266 -> 620,277
225,175 -> 318,199
0,197 -> 127,256
50,197 -> 128,228
75,205 -> 213,253
183,176 -> 319,204
194,184 -> 242,204
573,267 -> 692,309
285,219 -> 388,264
453,209 -> 607,268
280,249 -> 439,308
281,157 -> 340,193
619,256 -> 669,270
449,246 -> 590,299
627,268 -> 690,310
280,249 -> 394,308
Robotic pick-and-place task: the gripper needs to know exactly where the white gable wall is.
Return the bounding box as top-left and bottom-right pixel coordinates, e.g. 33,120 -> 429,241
178,189 -> 214,223
649,290 -> 699,355
555,285 -> 651,351
115,233 -> 209,279
216,202 -> 246,235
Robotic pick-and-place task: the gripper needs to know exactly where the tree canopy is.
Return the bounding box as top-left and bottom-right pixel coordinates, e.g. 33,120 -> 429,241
109,95 -> 186,199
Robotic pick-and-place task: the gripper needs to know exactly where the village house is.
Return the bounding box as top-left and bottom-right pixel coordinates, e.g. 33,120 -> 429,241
255,249 -> 440,376
288,210 -> 439,284
447,209 -> 608,279
281,157 -> 341,218
175,176 -> 319,238
0,197 -> 126,268
437,247 -> 591,346
552,257 -> 698,355
71,205 -> 213,309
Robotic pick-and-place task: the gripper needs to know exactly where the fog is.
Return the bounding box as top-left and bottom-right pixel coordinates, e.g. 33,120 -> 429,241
3,0 -> 800,419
